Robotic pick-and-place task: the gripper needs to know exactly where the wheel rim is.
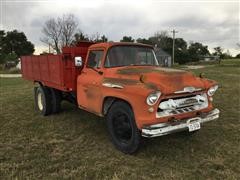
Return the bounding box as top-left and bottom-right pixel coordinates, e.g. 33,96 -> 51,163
112,112 -> 133,144
37,92 -> 43,111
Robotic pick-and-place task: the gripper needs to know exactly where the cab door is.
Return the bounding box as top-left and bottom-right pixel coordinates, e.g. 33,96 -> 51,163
77,49 -> 105,114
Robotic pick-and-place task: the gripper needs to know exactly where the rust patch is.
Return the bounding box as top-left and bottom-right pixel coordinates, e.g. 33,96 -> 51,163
85,88 -> 95,99
139,74 -> 159,90
117,67 -> 186,75
144,82 -> 158,90
103,78 -> 139,86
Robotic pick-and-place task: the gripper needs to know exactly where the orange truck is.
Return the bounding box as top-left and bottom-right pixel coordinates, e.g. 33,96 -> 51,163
21,42 -> 220,154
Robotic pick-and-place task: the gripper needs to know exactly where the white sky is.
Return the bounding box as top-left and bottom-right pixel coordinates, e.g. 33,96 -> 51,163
1,0 -> 239,55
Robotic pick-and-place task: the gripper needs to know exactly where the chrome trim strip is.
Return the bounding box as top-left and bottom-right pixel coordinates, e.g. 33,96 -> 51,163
102,82 -> 124,89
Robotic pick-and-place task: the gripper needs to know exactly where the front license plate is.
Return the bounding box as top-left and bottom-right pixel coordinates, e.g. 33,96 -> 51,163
187,121 -> 201,132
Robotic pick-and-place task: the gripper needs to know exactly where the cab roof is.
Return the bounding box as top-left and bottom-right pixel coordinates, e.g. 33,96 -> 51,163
89,42 -> 153,49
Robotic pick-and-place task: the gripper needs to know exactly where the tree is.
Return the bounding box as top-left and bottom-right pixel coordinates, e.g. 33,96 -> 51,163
235,54 -> 240,58
99,35 -> 108,42
0,30 -> 6,62
148,31 -> 173,58
188,42 -> 210,61
72,31 -> 108,45
147,31 -> 190,64
71,31 -> 89,45
136,38 -> 152,45
41,18 -> 62,53
60,14 -> 78,47
213,46 -> 224,59
222,49 -> 232,59
120,36 -> 134,42
41,14 -> 78,53
148,31 -> 172,51
3,52 -> 18,64
94,34 -> 108,42
236,43 -> 240,58
174,38 -> 189,64
0,30 -> 34,64
89,32 -> 100,42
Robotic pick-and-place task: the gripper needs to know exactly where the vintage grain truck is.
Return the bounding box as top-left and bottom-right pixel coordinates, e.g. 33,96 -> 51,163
21,42 -> 220,154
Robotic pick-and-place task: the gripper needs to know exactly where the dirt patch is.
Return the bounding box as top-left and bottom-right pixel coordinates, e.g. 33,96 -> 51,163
0,74 -> 22,78
185,65 -> 205,69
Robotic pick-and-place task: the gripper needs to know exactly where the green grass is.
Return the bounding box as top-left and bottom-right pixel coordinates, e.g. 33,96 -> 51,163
0,60 -> 240,179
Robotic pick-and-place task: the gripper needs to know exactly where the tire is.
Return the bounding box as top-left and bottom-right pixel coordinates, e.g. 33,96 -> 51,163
34,86 -> 52,116
50,88 -> 62,113
106,101 -> 141,154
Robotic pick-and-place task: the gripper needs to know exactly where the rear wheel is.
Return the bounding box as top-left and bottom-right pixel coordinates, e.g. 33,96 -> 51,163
34,86 -> 52,116
106,101 -> 141,154
50,88 -> 62,113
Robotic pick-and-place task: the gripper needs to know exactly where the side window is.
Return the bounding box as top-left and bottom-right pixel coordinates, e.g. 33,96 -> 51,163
87,50 -> 104,68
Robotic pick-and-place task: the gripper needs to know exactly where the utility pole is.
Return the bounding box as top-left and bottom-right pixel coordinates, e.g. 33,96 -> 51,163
171,29 -> 178,65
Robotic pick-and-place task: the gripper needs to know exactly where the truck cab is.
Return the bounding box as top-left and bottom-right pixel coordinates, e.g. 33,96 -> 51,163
74,42 -> 219,153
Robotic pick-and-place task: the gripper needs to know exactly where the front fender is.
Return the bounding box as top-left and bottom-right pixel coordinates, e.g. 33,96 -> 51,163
101,85 -> 157,129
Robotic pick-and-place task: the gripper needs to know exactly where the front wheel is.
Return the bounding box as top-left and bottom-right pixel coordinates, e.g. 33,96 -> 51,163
106,101 -> 141,154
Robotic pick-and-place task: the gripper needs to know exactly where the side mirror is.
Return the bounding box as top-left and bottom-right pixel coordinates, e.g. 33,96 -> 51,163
74,56 -> 83,67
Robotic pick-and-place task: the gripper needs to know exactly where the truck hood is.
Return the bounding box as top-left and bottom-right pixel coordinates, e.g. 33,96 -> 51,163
112,66 -> 206,94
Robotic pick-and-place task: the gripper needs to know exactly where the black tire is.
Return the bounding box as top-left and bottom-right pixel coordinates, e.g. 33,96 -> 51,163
50,88 -> 62,113
34,86 -> 52,116
106,101 -> 141,154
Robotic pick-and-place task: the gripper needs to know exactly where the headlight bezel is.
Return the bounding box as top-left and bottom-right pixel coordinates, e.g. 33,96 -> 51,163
207,85 -> 218,96
146,91 -> 161,106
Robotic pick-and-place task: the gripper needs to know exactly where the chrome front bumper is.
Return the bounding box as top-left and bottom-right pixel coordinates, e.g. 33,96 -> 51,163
142,108 -> 220,138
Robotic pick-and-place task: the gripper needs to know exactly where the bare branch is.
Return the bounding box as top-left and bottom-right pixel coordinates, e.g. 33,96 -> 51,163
41,14 -> 78,53
60,14 -> 78,47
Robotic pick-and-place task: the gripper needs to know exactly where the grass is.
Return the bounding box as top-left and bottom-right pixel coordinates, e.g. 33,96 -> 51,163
0,59 -> 240,179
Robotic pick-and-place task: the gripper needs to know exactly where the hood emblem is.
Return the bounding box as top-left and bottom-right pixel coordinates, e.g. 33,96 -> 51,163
174,86 -> 202,94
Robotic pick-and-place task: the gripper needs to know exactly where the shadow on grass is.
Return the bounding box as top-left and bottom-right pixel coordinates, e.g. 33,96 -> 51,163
56,101 -> 204,157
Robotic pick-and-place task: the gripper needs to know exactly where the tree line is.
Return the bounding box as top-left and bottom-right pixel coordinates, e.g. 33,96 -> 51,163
1,14 -> 239,65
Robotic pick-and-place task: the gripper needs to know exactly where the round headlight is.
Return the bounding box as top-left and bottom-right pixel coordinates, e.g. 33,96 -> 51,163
207,85 -> 218,96
146,91 -> 161,106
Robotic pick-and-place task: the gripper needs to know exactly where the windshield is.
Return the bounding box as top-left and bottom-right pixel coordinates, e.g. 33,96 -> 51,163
105,46 -> 159,67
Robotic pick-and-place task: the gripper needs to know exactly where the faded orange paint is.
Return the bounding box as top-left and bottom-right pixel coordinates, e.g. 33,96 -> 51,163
77,42 -> 218,129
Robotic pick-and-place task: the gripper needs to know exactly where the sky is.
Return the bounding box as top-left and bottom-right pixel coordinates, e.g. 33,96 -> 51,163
1,0 -> 239,55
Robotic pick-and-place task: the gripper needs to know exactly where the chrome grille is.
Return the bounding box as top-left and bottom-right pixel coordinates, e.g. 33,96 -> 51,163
156,93 -> 208,118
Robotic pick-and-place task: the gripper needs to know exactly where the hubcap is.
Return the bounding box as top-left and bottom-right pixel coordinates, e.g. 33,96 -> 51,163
112,113 -> 133,143
37,92 -> 43,111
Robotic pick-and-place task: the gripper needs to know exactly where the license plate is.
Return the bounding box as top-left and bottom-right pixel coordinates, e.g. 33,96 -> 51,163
187,121 -> 201,132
